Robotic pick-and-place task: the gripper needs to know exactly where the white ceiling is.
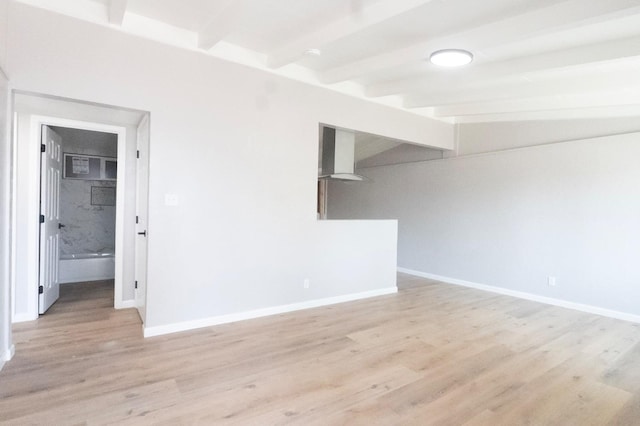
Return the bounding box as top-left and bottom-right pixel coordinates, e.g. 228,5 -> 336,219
17,0 -> 640,122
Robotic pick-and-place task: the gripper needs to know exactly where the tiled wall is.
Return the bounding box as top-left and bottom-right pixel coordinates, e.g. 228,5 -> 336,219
56,127 -> 117,255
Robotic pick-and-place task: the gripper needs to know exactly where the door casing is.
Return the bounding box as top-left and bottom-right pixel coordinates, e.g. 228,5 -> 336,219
15,114 -> 130,319
134,114 -> 150,323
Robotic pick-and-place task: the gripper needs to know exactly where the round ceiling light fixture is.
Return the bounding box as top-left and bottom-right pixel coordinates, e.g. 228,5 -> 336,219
304,48 -> 322,57
429,49 -> 473,67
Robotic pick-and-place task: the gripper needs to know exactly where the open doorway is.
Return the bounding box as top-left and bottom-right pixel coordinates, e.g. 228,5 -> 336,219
38,125 -> 119,314
10,93 -> 149,326
317,124 -> 444,220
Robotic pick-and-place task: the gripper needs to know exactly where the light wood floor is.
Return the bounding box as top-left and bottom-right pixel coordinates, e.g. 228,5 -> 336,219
1,275 -> 640,425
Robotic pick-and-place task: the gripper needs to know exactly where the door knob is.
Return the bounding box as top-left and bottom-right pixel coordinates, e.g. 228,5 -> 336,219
58,223 -> 66,229
137,230 -> 147,237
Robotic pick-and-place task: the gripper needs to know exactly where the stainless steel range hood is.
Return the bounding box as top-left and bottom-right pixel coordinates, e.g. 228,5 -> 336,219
318,127 -> 365,181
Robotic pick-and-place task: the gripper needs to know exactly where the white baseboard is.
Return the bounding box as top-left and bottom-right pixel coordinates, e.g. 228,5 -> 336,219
116,299 -> 136,309
1,344 -> 15,371
144,287 -> 398,338
6,344 -> 15,361
12,312 -> 37,323
398,267 -> 640,324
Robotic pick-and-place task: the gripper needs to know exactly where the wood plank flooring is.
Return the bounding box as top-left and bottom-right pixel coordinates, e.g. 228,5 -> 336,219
1,274 -> 639,425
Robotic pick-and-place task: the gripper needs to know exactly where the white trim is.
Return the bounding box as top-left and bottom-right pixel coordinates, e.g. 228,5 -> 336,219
0,344 -> 16,372
113,125 -> 127,311
12,312 -> 37,323
17,115 -> 127,320
143,287 -> 398,338
398,267 -> 640,324
5,344 -> 15,361
9,111 -> 18,326
133,114 -> 150,325
116,299 -> 136,309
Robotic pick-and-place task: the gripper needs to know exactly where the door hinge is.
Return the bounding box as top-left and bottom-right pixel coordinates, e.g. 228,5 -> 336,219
136,215 -> 139,224
38,285 -> 44,294
41,144 -> 46,153
135,281 -> 138,289
39,214 -> 45,224
136,150 -> 140,159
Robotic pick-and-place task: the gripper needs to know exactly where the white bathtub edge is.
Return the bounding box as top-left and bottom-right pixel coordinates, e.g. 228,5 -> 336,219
60,255 -> 115,284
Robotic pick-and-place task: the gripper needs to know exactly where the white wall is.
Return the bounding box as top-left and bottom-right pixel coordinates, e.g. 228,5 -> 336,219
0,65 -> 12,369
144,219 -> 399,336
0,0 -> 8,71
58,128 -> 118,256
311,220 -> 398,298
453,117 -> 640,156
328,131 -> 640,317
0,0 -> 10,370
5,3 -> 450,330
12,112 -> 38,320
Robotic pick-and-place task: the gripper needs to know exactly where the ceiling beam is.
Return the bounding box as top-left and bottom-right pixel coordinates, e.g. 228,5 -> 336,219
404,64 -> 640,108
198,0 -> 250,51
108,0 -> 127,26
366,36 -> 640,98
453,105 -> 640,124
432,89 -> 640,119
267,0 -> 436,69
321,0 -> 640,84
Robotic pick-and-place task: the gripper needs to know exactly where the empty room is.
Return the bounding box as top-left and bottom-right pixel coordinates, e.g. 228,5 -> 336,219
0,0 -> 639,424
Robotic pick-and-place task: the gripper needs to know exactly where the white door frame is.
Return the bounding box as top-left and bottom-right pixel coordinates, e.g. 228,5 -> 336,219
134,114 -> 150,324
20,115 -> 129,317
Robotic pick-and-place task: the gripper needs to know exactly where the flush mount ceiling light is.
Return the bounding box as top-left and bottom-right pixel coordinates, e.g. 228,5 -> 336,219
429,49 -> 473,67
304,48 -> 322,57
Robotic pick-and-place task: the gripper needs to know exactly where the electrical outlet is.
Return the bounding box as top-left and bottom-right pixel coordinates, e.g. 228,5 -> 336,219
303,278 -> 310,289
548,276 -> 556,287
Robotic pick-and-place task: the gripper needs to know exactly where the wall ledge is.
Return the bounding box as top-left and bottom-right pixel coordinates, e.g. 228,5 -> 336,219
144,287 -> 398,338
398,267 -> 640,324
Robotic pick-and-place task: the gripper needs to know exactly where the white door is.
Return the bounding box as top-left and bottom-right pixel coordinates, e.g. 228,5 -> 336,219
39,126 -> 63,314
134,115 -> 150,322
